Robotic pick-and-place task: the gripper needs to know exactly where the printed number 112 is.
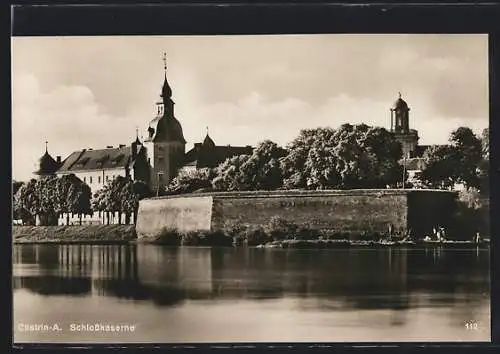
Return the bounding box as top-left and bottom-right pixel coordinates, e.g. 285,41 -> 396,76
465,321 -> 479,330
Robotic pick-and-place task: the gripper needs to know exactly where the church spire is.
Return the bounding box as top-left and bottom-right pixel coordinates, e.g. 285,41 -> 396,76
160,52 -> 172,99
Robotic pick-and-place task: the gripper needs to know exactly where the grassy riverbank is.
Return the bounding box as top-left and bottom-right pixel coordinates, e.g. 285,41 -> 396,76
13,225 -> 137,244
12,221 -> 488,248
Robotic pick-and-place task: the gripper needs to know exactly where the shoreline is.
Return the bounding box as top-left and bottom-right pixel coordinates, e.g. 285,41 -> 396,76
12,225 -> 489,248
13,238 -> 490,248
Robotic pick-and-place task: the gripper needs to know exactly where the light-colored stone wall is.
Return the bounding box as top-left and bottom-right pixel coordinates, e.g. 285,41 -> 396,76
136,196 -> 213,239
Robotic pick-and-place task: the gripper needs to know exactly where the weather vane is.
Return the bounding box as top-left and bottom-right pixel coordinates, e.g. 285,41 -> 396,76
45,140 -> 48,152
162,52 -> 167,77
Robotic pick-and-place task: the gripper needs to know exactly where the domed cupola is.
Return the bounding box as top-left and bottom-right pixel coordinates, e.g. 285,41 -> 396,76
390,92 -> 411,134
393,92 -> 409,111
34,142 -> 59,176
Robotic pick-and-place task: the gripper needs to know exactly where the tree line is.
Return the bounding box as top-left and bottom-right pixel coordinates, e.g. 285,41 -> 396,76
13,123 -> 489,225
13,174 -> 151,226
167,124 -> 489,195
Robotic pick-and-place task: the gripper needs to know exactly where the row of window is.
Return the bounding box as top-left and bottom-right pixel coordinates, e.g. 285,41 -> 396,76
83,175 -> 119,184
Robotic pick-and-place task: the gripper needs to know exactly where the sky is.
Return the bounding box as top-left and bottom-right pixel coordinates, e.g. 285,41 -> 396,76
11,34 -> 489,182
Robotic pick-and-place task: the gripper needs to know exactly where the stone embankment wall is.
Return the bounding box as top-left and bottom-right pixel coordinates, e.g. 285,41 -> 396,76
136,189 -> 457,239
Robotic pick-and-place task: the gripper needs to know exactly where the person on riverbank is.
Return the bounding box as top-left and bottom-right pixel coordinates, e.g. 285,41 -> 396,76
387,223 -> 394,241
474,232 -> 481,243
402,228 -> 413,242
440,227 -> 447,241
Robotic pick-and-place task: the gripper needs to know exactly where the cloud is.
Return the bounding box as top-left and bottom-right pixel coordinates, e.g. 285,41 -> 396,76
12,73 -> 145,181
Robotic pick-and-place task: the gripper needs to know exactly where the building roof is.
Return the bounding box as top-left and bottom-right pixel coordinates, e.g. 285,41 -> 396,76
184,143 -> 253,169
57,145 -> 139,173
34,150 -> 60,175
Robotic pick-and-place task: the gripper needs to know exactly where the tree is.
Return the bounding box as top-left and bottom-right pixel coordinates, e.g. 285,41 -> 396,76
92,186 -> 110,224
418,127 -> 484,190
212,155 -> 250,191
238,140 -> 286,190
13,180 -> 24,195
34,176 -> 59,225
53,174 -> 92,225
478,128 -> 489,195
13,180 -> 37,225
481,127 -> 489,161
451,187 -> 488,239
419,145 -> 458,189
212,140 -> 286,191
281,124 -> 403,189
66,178 -> 92,225
281,127 -> 336,189
449,127 -> 482,189
120,179 -> 151,224
167,168 -> 214,194
12,180 -> 25,221
92,176 -> 151,224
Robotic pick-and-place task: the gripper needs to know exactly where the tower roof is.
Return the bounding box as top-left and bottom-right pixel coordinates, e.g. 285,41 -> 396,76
144,52 -> 186,144
161,76 -> 172,99
34,143 -> 59,175
393,92 -> 409,110
160,52 -> 172,99
202,129 -> 216,148
146,115 -> 186,144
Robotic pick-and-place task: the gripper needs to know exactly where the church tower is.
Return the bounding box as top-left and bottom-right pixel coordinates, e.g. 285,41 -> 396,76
34,141 -> 61,179
390,93 -> 419,158
143,53 -> 186,193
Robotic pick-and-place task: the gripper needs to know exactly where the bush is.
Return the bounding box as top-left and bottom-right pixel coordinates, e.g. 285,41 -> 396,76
265,216 -> 298,241
295,223 -> 321,240
181,231 -> 201,246
223,220 -> 247,237
155,227 -> 181,246
243,226 -> 271,246
199,230 -> 234,247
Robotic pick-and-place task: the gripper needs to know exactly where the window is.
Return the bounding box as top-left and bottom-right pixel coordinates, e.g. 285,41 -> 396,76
89,176 -> 93,184
98,176 -> 101,183
106,175 -> 109,182
83,177 -> 86,183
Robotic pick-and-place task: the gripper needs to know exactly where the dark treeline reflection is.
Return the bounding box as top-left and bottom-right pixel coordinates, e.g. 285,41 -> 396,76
13,245 -> 489,313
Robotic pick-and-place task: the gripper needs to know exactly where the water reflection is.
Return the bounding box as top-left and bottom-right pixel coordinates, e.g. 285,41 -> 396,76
13,245 -> 489,307
13,245 -> 490,342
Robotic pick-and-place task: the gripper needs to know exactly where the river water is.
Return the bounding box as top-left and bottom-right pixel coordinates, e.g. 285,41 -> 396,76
13,244 -> 490,343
